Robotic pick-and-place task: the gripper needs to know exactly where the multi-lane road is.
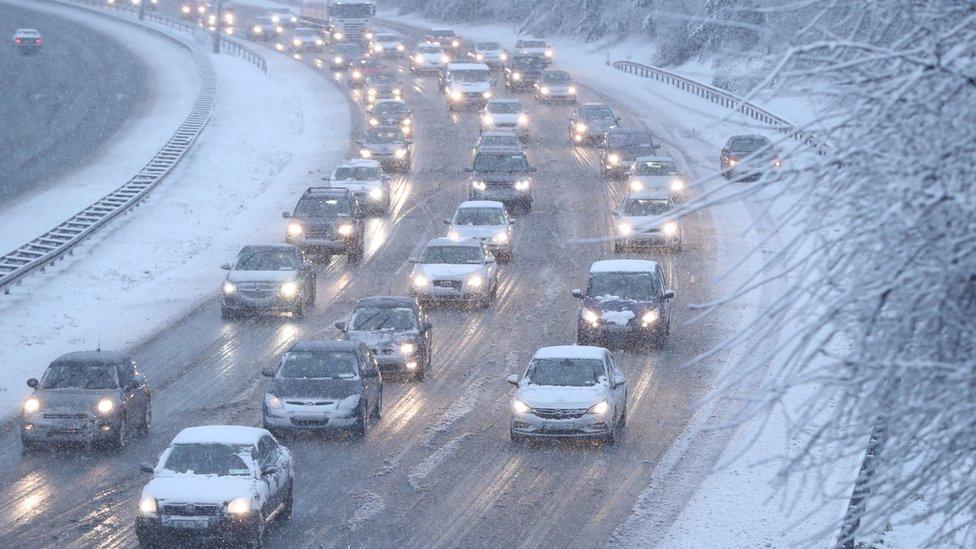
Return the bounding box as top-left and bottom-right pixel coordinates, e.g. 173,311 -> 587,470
0,5 -> 767,548
0,2 -> 146,204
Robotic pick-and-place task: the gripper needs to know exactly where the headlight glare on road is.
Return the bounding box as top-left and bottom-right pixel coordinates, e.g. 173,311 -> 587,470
670,178 -> 685,192
226,497 -> 252,515
412,274 -> 428,288
617,222 -> 633,236
264,393 -> 282,409
336,224 -> 354,236
368,188 -> 384,200
395,148 -> 407,159
472,181 -> 486,190
139,496 -> 158,515
279,281 -> 298,298
512,399 -> 530,414
641,310 -> 660,326
607,153 -> 620,165
662,221 -> 678,236
286,222 -> 303,236
517,113 -> 528,125
399,342 -> 416,354
493,232 -> 508,244
467,274 -> 483,288
360,148 -> 372,158
582,309 -> 600,326
97,398 -> 115,415
23,397 -> 40,414
588,401 -> 609,415
222,281 -> 237,294
514,179 -> 530,191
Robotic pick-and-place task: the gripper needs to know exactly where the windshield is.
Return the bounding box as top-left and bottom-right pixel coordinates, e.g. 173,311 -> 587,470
333,167 -> 381,180
526,358 -> 604,387
335,44 -> 363,56
587,272 -> 659,300
368,74 -> 396,85
294,28 -> 317,37
294,196 -> 352,217
41,362 -> 119,390
622,199 -> 671,216
452,70 -> 490,83
476,41 -> 500,49
417,45 -> 442,54
511,57 -> 545,70
164,444 -> 252,476
543,72 -> 571,83
478,135 -> 519,149
729,136 -> 771,153
375,34 -> 398,42
454,207 -> 505,225
607,131 -> 653,148
279,350 -> 359,379
331,3 -> 372,18
518,40 -> 547,48
352,307 -> 418,331
580,107 -> 615,121
431,30 -> 454,37
473,152 -> 528,173
364,130 -> 403,144
371,102 -> 407,116
420,245 -> 482,264
634,160 -> 678,176
487,102 -> 522,114
235,249 -> 297,271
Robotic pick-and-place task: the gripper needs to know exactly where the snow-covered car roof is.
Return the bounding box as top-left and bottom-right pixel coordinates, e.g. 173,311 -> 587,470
238,243 -> 300,254
589,259 -> 659,273
448,62 -> 490,71
633,155 -> 676,163
533,345 -> 606,360
338,158 -> 381,169
51,350 -> 129,365
457,200 -> 505,210
14,29 -> 40,37
290,340 -> 363,353
426,236 -> 482,248
171,425 -> 269,446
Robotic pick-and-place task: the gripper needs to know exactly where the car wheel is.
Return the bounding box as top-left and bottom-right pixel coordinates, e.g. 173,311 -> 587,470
618,399 -> 628,427
111,414 -> 128,450
280,482 -> 294,522
372,391 -> 382,420
354,402 -> 368,438
140,399 -> 152,435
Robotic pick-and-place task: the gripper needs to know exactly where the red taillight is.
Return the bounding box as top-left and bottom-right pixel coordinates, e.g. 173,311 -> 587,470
35,39 -> 42,45
14,38 -> 22,44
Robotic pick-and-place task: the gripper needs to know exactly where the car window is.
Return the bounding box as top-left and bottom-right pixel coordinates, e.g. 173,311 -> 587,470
487,102 -> 522,114
586,272 -> 660,300
164,443 -> 252,476
633,160 -> 679,176
622,199 -> 671,216
543,72 -> 571,83
526,358 -> 605,386
729,136 -> 771,153
607,131 -> 653,148
117,360 -> 137,387
476,42 -> 500,49
478,135 -> 519,149
473,152 -> 528,173
371,102 -> 408,116
294,196 -> 352,217
451,69 -> 490,82
333,167 -> 381,180
454,207 -> 506,225
278,350 -> 360,379
41,362 -> 120,389
420,245 -> 483,264
352,307 -> 418,331
235,249 -> 297,271
257,437 -> 276,468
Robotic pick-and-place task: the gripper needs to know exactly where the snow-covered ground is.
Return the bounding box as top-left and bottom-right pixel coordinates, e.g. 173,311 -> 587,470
0,8 -> 347,419
0,0 -> 200,252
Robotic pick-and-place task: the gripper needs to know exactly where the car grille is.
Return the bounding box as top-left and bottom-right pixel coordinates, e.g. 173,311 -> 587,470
291,417 -> 329,426
495,122 -> 516,129
485,181 -> 513,189
42,412 -> 88,420
433,280 -> 462,291
237,281 -> 278,299
532,407 -> 588,420
305,226 -> 333,239
284,400 -> 334,406
161,504 -> 223,517
462,91 -> 484,99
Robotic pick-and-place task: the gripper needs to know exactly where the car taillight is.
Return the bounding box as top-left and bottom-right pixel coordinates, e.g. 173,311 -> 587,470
14,38 -> 22,44
35,39 -> 42,45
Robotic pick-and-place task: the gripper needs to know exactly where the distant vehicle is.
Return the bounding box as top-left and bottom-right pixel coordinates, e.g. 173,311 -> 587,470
573,259 -> 674,349
480,99 -> 529,141
126,0 -> 159,12
599,128 -> 659,178
504,55 -> 546,91
569,103 -> 620,144
626,155 -> 689,201
369,33 -> 405,57
467,147 -> 535,213
326,159 -> 390,215
439,63 -> 492,110
248,16 -> 280,40
364,72 -> 402,104
506,345 -> 627,444
357,127 -> 412,172
330,42 -> 365,71
219,244 -> 316,319
178,1 -> 206,20
336,296 -> 433,380
468,41 -> 507,67
135,426 -> 293,547
613,190 -> 682,252
720,134 -> 781,180
474,130 -> 522,152
200,2 -> 236,30
534,70 -> 577,103
409,237 -> 499,307
21,351 -> 151,451
283,187 -> 365,261
445,200 -> 515,261
12,29 -> 42,54
426,28 -> 460,51
300,0 -> 375,43
514,39 -> 553,64
267,7 -> 298,27
261,340 -> 382,436
347,57 -> 386,87
366,99 -> 413,137
289,27 -> 324,52
410,42 -> 450,74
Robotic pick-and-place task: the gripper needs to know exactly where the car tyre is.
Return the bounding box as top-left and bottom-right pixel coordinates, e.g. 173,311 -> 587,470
354,401 -> 369,438
280,482 -> 294,522
510,429 -> 526,445
618,399 -> 628,428
372,391 -> 382,420
221,307 -> 240,321
110,414 -> 128,450
140,399 -> 152,435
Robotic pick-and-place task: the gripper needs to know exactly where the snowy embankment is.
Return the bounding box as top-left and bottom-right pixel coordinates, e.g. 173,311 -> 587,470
0,7 -> 347,419
377,10 -> 857,547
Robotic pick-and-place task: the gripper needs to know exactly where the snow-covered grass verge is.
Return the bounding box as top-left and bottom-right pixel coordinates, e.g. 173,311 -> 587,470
0,20 -> 347,419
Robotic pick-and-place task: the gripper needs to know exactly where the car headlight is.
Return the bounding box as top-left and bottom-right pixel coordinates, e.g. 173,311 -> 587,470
334,56 -> 343,64
441,54 -> 450,63
493,232 -> 509,244
23,397 -> 40,414
373,44 -> 382,53
450,89 -> 462,101
483,91 -> 492,99
629,180 -> 644,192
670,178 -> 685,192
467,274 -> 483,288
540,86 -> 550,95
399,342 -> 416,354
199,6 -> 207,13
587,401 -> 609,415
514,179 -> 530,191
290,16 -> 297,22
544,50 -> 553,58
512,72 -> 522,81
397,44 -> 405,51
352,69 -> 362,79
451,39 -> 459,48
368,188 -> 384,200
482,114 -> 493,125
662,222 -> 678,236
97,398 -> 115,415
641,309 -> 660,326
222,281 -> 237,294
336,224 -> 354,236
139,496 -> 158,515
773,159 -> 782,168
264,393 -> 282,409
568,85 -> 577,94
367,88 -> 378,96
401,118 -> 412,126
393,88 -> 402,97
253,26 -> 262,33
582,308 -> 600,326
447,230 -> 460,240
729,158 -> 738,167
368,117 -> 381,127
607,153 -> 620,165
334,31 -> 344,40
315,39 -> 324,46
412,274 -> 428,288
471,181 -> 486,190
286,222 -> 303,236
276,26 -> 283,33
617,222 -> 633,236
512,399 -> 530,414
517,113 -> 528,125
575,122 -> 587,133
280,281 -> 298,298
271,15 -> 280,22
226,497 -> 252,515
394,148 -> 407,159
500,52 -> 508,60
181,5 -> 190,13
292,38 -> 301,47
365,32 -> 374,40
360,148 -> 372,158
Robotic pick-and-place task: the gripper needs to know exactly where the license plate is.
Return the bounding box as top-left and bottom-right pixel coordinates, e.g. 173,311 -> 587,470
165,518 -> 209,529
56,420 -> 84,430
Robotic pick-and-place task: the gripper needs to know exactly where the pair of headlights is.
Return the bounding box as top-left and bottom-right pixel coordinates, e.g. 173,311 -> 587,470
412,273 -> 483,288
23,396 -> 115,415
581,308 -> 659,326
223,281 -> 300,298
286,222 -> 354,237
139,495 -> 251,516
617,221 -> 678,236
512,399 -> 607,415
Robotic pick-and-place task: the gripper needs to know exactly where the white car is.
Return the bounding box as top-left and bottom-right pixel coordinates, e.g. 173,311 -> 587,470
468,40 -> 507,67
440,62 -> 492,110
411,42 -> 450,74
289,27 -> 324,51
445,200 -> 515,261
326,159 -> 390,215
506,345 -> 628,444
613,190 -> 682,252
534,70 -> 577,103
370,33 -> 406,57
267,7 -> 297,27
480,99 -> 529,141
514,39 -> 553,64
626,155 -> 689,202
409,237 -> 499,307
135,426 -> 294,547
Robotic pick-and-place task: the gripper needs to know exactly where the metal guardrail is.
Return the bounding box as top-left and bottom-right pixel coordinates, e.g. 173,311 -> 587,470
612,60 -> 824,153
0,0 -> 218,293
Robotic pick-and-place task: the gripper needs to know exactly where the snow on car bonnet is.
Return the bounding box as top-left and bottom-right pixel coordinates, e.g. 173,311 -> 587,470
602,310 -> 635,326
533,345 -> 605,360
589,259 -> 657,273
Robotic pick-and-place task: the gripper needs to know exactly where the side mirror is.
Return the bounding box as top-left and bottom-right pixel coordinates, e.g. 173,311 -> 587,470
443,219 -> 452,225
335,321 -> 347,332
508,219 -> 516,225
322,176 -> 331,181
653,144 -> 661,150
505,373 -> 519,385
220,263 -> 232,270
571,289 -> 583,298
282,211 -> 291,219
261,367 -> 276,377
140,463 -> 155,474
422,321 -> 433,331
464,167 -> 473,173
127,380 -> 140,391
362,368 -> 379,378
408,257 -> 419,263
261,466 -> 278,476
663,290 -> 675,299
612,375 -> 626,388
27,378 -> 39,389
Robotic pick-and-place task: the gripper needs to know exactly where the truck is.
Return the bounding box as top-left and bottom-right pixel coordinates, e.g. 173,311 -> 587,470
299,0 -> 375,43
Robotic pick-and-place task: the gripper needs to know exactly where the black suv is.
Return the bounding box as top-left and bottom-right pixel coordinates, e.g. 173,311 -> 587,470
283,187 -> 365,261
466,148 -> 535,213
504,55 -> 546,91
599,128 -> 660,178
570,103 -> 620,145
336,296 -> 433,381
572,260 -> 675,349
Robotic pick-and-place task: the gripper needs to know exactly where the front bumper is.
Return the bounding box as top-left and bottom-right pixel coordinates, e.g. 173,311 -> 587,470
482,123 -> 528,139
21,414 -> 120,444
410,283 -> 488,302
221,293 -> 301,313
578,321 -> 660,342
511,412 -> 611,438
617,231 -> 681,249
263,408 -> 359,431
286,234 -> 359,254
135,512 -> 260,546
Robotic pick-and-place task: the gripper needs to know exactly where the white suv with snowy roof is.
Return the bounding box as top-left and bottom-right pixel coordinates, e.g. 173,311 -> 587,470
135,426 -> 294,547
627,155 -> 689,202
506,345 -> 628,444
326,159 -> 390,215
440,62 -> 492,110
444,200 -> 515,261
